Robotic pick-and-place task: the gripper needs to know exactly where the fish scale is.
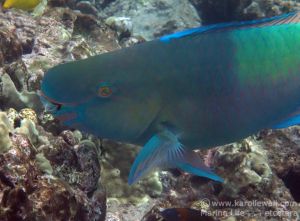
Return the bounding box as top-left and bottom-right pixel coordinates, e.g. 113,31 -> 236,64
41,11 -> 300,184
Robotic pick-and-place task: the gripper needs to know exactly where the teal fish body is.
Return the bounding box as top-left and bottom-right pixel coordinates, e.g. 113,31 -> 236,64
41,12 -> 300,184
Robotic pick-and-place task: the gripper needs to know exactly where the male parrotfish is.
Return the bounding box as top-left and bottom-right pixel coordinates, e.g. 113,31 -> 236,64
41,11 -> 300,185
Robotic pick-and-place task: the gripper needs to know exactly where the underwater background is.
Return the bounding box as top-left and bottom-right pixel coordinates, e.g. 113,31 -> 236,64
0,0 -> 300,220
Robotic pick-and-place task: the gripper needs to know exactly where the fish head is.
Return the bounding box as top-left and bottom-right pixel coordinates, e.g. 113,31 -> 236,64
41,53 -> 161,142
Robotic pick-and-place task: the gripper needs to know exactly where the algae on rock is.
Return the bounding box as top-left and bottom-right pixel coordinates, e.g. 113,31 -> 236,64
0,112 -> 12,153
101,140 -> 163,205
36,152 -> 54,175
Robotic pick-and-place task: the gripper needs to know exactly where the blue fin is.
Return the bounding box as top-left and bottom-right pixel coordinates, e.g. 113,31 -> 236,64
273,113 -> 300,129
160,11 -> 299,42
128,130 -> 223,185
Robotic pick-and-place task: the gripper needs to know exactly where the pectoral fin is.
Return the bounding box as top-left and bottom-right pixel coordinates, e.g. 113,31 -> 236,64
128,130 -> 223,185
273,110 -> 300,129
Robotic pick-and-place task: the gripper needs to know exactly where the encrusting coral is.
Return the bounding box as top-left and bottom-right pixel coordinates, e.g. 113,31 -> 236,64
0,109 -> 107,221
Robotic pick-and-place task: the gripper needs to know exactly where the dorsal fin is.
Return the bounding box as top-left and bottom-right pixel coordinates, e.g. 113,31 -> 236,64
160,11 -> 300,42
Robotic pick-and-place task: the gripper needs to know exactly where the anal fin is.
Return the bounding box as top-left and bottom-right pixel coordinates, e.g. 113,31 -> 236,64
128,130 -> 223,185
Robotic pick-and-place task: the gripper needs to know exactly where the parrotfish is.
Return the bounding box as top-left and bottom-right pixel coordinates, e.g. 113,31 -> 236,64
41,12 -> 300,184
2,0 -> 41,10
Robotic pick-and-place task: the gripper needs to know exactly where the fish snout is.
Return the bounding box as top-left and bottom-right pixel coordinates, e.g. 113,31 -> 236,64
38,91 -> 62,113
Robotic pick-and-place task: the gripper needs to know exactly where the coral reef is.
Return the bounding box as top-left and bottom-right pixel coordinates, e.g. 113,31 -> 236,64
0,112 -> 12,153
0,6 -> 119,111
98,0 -> 201,40
99,132 -> 300,221
138,134 -> 299,221
0,110 -> 106,221
45,134 -> 101,193
0,28 -> 22,65
190,0 -> 300,24
0,4 -> 165,220
0,5 -> 115,221
48,0 -> 201,40
261,127 -> 300,203
101,140 -> 163,203
105,16 -> 133,39
0,1 -> 300,221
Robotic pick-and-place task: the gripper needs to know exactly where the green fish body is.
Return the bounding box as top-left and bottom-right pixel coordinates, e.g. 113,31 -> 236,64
41,12 -> 300,184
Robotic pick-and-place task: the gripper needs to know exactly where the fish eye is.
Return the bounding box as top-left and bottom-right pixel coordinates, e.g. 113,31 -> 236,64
97,82 -> 113,98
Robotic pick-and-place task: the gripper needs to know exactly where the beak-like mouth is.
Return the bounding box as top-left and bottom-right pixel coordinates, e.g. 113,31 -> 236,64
38,90 -> 81,127
38,91 -> 63,113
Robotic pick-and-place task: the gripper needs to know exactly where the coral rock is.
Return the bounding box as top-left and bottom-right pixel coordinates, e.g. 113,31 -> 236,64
0,28 -> 23,65
0,111 -> 106,221
19,108 -> 38,123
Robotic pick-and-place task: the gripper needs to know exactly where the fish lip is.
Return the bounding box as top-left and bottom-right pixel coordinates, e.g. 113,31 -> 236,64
39,90 -> 63,112
39,91 -> 63,106
39,90 -> 82,107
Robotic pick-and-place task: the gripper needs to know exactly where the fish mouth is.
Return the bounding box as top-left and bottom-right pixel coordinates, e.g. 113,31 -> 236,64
39,91 -> 80,126
39,91 -> 63,113
39,91 -> 84,112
